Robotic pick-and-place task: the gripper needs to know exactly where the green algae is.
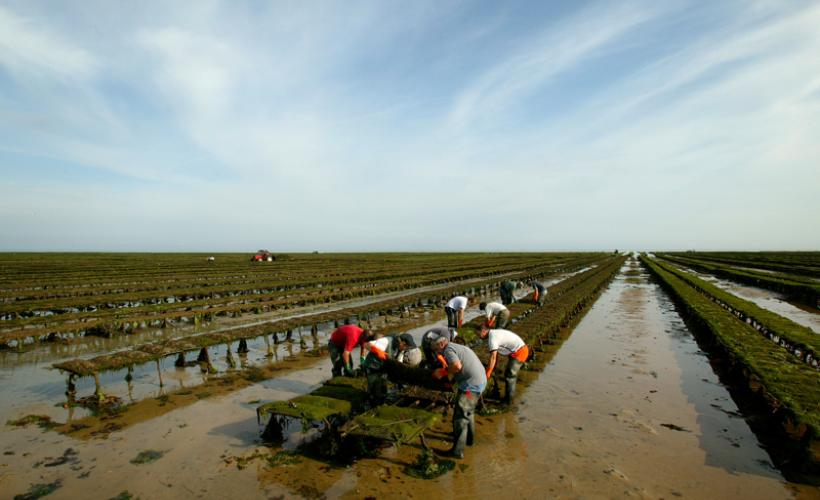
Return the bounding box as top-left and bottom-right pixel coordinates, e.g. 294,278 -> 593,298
267,450 -> 301,467
258,395 -> 352,422
405,449 -> 455,479
13,480 -> 62,500
7,415 -> 59,431
130,450 -> 164,465
342,405 -> 439,444
108,492 -> 134,500
642,256 -> 820,449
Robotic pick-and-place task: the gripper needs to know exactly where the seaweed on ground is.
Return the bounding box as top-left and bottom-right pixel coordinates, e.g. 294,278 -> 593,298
341,405 -> 439,444
7,415 -> 59,431
108,492 -> 134,500
130,450 -> 164,465
405,449 -> 455,479
13,480 -> 62,500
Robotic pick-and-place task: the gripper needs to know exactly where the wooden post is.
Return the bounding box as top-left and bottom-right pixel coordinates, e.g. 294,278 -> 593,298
311,324 -> 319,347
65,374 -> 77,401
226,344 -> 236,369
93,372 -> 104,402
237,338 -> 249,354
264,334 -> 274,358
156,359 -> 164,388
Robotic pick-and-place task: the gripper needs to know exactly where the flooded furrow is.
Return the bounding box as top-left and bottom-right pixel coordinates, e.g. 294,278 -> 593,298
483,260 -> 796,498
681,267 -> 820,333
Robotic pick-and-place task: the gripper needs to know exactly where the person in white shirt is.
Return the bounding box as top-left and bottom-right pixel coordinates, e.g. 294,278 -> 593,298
480,325 -> 529,404
445,295 -> 470,328
479,301 -> 510,329
362,332 -> 394,403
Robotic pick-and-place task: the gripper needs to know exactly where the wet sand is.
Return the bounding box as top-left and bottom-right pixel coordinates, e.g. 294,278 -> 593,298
2,263 -> 816,498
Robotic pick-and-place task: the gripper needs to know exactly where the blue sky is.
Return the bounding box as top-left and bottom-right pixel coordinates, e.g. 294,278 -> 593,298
1,0 -> 818,252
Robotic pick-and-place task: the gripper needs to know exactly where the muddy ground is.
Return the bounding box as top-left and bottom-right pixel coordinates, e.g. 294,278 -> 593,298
1,262 -> 818,499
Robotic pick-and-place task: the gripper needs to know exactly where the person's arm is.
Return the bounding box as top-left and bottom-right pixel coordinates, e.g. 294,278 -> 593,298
458,309 -> 464,327
342,350 -> 353,374
486,351 -> 498,378
447,358 -> 462,376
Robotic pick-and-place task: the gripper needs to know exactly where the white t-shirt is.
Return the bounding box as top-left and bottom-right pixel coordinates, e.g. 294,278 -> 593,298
371,337 -> 391,353
487,329 -> 525,356
446,296 -> 468,310
484,302 -> 508,319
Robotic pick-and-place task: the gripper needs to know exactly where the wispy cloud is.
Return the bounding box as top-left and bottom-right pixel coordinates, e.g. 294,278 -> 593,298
0,5 -> 97,82
448,2 -> 661,130
0,1 -> 817,251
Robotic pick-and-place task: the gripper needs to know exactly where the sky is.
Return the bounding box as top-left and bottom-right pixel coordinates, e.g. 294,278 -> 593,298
0,0 -> 818,252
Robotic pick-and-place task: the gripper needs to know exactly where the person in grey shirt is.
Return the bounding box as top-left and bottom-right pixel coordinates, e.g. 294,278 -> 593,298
432,335 -> 486,459
421,326 -> 457,368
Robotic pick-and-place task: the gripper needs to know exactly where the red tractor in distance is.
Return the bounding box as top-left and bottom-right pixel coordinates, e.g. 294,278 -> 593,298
251,250 -> 275,262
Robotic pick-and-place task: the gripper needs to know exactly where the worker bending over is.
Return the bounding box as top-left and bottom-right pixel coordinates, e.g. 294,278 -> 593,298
361,332 -> 395,403
328,324 -> 371,377
531,280 -> 547,306
421,326 -> 457,368
499,280 -> 518,305
444,295 -> 469,328
479,301 -> 510,329
480,325 -> 529,405
432,335 -> 486,459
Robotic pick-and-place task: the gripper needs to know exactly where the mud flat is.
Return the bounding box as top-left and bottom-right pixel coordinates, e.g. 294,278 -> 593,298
2,258 -> 817,498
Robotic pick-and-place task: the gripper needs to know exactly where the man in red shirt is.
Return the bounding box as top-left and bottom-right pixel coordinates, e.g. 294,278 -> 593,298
328,324 -> 371,376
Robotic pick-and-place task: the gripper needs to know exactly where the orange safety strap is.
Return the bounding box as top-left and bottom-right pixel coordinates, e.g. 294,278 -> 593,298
433,367 -> 449,379
511,345 -> 529,363
533,290 -> 539,301
436,354 -> 448,369
487,316 -> 496,328
369,344 -> 388,361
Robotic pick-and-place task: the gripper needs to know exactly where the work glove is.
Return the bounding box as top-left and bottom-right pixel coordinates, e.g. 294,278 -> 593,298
432,367 -> 448,380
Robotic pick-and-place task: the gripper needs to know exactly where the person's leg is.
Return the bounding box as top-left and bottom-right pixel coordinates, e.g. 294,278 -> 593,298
445,306 -> 455,328
328,342 -> 342,377
367,372 -> 387,404
452,390 -> 476,456
504,358 -> 523,403
498,309 -> 510,329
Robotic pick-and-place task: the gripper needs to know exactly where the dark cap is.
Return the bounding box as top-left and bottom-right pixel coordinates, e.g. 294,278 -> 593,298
398,333 -> 416,348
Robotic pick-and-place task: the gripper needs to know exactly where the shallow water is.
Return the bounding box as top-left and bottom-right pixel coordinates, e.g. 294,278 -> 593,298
2,262 -> 813,499
682,266 -> 820,333
0,270 -> 551,427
